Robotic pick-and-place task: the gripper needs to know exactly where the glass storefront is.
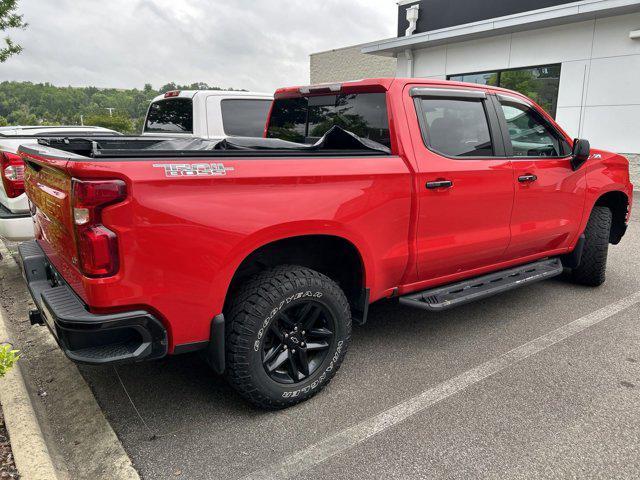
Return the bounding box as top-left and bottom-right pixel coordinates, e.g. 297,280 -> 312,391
448,64 -> 562,118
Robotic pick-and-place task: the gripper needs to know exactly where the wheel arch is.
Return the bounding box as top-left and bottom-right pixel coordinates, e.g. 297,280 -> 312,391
593,190 -> 630,244
223,231 -> 371,324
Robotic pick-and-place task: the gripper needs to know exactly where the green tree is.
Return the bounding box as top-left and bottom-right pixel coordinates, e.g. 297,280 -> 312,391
84,113 -> 134,134
0,0 -> 27,62
0,81 -> 240,130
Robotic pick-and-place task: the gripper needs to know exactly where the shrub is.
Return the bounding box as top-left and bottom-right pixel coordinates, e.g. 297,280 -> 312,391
0,343 -> 19,377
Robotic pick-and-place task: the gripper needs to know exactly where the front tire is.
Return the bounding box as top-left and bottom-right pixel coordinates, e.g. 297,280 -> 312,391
225,265 -> 351,409
570,206 -> 612,286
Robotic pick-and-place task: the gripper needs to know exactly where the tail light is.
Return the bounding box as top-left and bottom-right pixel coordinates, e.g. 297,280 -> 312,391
71,179 -> 127,277
1,152 -> 25,198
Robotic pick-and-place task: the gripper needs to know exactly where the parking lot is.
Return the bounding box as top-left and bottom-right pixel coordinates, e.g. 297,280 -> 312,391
28,208 -> 630,479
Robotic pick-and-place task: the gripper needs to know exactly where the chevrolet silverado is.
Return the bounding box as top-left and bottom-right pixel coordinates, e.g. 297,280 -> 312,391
17,78 -> 633,409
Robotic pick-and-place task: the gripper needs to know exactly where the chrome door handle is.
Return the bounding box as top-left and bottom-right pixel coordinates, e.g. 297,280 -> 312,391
518,174 -> 538,183
426,180 -> 453,190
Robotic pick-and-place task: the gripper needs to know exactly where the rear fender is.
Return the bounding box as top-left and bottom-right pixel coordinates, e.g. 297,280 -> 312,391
208,220 -> 375,316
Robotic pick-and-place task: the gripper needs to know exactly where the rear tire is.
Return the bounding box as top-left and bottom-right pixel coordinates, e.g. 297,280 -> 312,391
225,265 -> 351,409
569,206 -> 612,287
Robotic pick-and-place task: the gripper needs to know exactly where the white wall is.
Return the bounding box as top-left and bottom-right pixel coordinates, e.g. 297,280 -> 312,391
406,12 -> 640,153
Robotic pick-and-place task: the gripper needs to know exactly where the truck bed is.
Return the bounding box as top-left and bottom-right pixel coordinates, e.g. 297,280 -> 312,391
32,127 -> 392,159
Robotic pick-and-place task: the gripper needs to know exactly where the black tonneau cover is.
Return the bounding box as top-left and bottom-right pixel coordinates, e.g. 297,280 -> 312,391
36,126 -> 391,159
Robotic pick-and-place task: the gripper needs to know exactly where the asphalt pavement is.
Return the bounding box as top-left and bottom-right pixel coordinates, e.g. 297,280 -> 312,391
77,210 -> 639,479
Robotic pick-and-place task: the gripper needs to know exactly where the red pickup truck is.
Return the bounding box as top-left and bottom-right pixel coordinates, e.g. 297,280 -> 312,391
17,78 -> 633,409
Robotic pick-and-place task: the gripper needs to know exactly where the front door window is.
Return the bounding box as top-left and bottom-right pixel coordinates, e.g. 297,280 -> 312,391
499,100 -> 570,158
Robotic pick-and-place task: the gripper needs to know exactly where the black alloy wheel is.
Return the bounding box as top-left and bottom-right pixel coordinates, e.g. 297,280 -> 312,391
224,265 -> 352,409
261,301 -> 335,384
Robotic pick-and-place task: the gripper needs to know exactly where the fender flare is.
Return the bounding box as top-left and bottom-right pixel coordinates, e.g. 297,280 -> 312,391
208,221 -> 376,317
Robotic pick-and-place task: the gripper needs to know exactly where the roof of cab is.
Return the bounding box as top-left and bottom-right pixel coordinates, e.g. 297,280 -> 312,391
274,77 -> 528,102
150,90 -> 273,103
275,78 -> 396,99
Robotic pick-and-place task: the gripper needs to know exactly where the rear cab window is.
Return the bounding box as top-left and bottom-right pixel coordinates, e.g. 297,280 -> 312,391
221,99 -> 272,137
144,98 -> 193,133
267,93 -> 390,147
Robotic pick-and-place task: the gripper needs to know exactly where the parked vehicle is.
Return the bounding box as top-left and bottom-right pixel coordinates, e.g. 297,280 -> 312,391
142,90 -> 273,139
17,78 -> 633,409
0,126 -> 120,241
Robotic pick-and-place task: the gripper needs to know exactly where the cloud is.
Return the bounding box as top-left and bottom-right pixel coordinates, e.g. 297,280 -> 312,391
1,0 -> 397,92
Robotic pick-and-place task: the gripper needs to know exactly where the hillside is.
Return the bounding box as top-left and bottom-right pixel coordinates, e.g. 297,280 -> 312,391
0,81 -> 240,134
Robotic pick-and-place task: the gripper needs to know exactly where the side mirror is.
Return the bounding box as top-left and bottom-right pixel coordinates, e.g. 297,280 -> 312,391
571,138 -> 590,171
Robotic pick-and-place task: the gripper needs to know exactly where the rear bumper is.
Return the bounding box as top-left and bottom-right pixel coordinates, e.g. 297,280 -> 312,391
0,203 -> 34,241
18,240 -> 168,365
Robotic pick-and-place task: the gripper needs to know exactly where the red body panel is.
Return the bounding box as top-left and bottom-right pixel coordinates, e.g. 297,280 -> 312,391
22,78 -> 634,352
400,84 -> 515,279
505,158 -> 586,259
26,154 -> 413,347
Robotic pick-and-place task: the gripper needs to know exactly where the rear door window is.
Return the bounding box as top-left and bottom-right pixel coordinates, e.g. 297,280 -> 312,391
418,98 -> 494,157
267,93 -> 390,147
221,99 -> 272,137
144,98 -> 193,133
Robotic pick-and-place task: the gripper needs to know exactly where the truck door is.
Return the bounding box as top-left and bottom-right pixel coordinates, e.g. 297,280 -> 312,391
408,87 -> 515,282
491,94 -> 586,261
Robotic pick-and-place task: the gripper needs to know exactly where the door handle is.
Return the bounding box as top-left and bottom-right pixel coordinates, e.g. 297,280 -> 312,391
518,174 -> 538,183
426,180 -> 453,190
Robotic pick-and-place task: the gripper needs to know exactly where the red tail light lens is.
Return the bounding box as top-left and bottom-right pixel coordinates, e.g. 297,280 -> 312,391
1,152 -> 25,198
71,179 -> 127,277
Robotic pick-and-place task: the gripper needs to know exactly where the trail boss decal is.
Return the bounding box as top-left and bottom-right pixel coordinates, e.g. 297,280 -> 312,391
153,163 -> 235,177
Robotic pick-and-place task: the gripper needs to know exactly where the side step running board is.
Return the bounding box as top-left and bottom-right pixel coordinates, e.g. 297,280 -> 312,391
399,258 -> 563,311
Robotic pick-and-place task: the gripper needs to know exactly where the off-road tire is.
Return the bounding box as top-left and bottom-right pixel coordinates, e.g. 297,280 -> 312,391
225,265 -> 351,409
570,206 -> 612,286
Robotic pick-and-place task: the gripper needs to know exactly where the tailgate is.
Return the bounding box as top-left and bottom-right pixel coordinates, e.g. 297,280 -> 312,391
21,149 -> 78,272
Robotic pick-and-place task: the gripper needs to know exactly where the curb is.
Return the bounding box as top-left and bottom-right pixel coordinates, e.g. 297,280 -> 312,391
0,307 -> 59,480
0,240 -> 141,480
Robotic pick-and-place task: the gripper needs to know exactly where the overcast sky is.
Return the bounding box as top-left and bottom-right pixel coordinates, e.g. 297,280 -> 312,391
1,0 -> 397,92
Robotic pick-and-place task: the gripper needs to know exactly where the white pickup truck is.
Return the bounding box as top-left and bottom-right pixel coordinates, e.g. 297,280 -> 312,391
142,90 -> 273,139
0,125 -> 119,241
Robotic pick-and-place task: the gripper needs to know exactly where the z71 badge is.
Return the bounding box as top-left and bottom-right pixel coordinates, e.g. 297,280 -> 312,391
153,163 -> 235,177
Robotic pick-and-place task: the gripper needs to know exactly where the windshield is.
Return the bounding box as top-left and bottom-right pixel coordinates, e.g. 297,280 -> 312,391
267,92 -> 390,147
144,98 -> 193,133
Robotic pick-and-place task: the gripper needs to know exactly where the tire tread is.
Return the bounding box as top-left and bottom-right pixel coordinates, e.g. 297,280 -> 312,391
570,206 -> 612,286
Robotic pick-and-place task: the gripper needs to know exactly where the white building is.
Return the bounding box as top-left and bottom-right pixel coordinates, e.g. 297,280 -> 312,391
336,0 -> 640,154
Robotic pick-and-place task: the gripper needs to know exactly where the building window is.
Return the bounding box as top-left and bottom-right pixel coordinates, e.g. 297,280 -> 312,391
448,64 -> 561,118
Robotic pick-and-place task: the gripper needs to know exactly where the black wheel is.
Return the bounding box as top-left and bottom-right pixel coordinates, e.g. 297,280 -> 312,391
225,265 -> 351,409
570,206 -> 612,286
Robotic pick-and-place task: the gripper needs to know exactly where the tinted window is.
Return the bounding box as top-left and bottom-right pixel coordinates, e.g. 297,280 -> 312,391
419,98 -> 493,157
449,64 -> 561,117
221,99 -> 272,137
267,93 -> 390,147
145,98 -> 193,133
500,100 -> 569,157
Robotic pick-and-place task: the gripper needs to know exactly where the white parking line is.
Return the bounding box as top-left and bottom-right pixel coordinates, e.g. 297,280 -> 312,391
241,291 -> 640,480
